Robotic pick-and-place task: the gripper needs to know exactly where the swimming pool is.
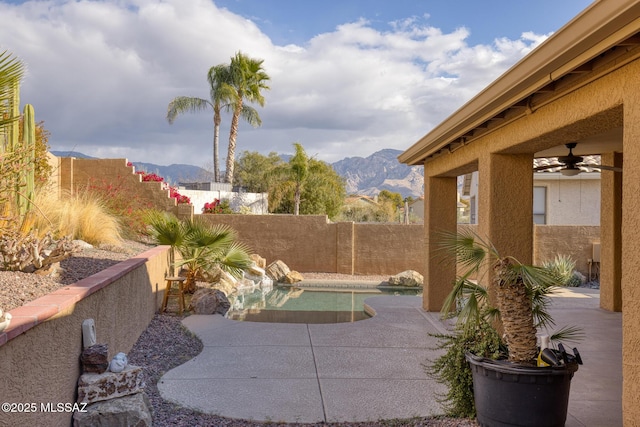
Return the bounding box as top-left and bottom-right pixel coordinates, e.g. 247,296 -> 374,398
226,285 -> 422,324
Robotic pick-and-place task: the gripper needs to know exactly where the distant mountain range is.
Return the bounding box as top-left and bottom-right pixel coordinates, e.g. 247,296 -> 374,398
51,148 -> 424,198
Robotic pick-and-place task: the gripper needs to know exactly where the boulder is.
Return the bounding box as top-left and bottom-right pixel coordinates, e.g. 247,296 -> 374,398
77,365 -> 145,404
189,288 -> 231,315
80,344 -> 109,374
266,260 -> 291,282
73,392 -> 152,427
248,264 -> 266,277
209,279 -> 235,297
388,270 -> 424,287
250,254 -> 267,269
283,270 -> 304,284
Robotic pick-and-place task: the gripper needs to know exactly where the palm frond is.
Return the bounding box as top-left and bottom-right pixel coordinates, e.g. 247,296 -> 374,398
549,325 -> 586,346
166,96 -> 212,124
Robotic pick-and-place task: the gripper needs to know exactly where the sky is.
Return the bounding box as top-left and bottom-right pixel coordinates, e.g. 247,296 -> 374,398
0,0 -> 594,169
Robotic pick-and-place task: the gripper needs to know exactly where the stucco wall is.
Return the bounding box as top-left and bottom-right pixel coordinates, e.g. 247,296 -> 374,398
535,176 -> 601,225
52,156 -> 194,219
0,246 -> 171,427
534,225 -> 600,276
198,214 -> 596,277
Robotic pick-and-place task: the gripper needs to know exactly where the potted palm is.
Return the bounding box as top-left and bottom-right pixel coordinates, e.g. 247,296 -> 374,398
432,229 -> 582,427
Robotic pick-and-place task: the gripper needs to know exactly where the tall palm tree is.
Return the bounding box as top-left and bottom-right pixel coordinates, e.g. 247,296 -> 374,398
166,64 -> 234,182
224,52 -> 270,184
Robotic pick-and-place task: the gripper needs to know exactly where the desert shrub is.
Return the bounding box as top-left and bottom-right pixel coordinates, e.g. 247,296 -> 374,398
82,176 -> 154,240
543,254 -> 579,287
32,190 -> 122,246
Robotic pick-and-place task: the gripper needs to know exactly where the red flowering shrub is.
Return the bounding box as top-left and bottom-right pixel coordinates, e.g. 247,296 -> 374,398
127,162 -> 191,205
202,198 -> 232,214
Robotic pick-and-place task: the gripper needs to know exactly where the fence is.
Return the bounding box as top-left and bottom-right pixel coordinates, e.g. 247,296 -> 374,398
197,215 -> 599,277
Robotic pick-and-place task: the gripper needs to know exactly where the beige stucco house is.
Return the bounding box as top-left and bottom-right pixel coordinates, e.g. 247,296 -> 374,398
399,1 -> 638,423
461,169 -> 601,225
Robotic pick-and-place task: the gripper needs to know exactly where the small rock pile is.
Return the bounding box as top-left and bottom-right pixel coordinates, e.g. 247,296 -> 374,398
73,340 -> 151,426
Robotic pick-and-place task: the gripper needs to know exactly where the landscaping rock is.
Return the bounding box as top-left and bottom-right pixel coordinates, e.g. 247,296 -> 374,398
250,253 -> 267,269
283,270 -> 304,284
80,343 -> 109,374
73,392 -> 152,427
266,260 -> 291,282
189,288 -> 231,315
388,270 -> 424,287
248,264 -> 266,277
77,364 -> 145,404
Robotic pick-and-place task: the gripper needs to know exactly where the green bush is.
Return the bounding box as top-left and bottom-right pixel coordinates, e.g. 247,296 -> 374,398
542,254 -> 577,286
426,320 -> 504,418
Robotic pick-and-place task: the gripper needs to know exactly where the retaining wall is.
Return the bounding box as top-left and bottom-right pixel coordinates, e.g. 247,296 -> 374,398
0,246 -> 171,427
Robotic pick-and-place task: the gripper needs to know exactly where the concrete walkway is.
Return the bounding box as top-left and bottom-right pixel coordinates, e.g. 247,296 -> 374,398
158,288 -> 622,426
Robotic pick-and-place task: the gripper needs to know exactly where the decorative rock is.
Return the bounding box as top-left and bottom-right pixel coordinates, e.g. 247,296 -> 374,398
0,309 -> 12,333
189,288 -> 231,315
249,264 -> 266,277
77,364 -> 145,404
266,260 -> 291,282
73,392 -> 152,427
109,352 -> 128,373
250,254 -> 267,269
388,270 -> 424,287
81,343 -> 109,374
283,270 -> 304,284
210,279 -> 235,297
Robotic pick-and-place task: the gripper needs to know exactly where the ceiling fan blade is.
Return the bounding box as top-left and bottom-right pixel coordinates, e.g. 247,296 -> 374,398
589,164 -> 623,172
534,164 -> 564,171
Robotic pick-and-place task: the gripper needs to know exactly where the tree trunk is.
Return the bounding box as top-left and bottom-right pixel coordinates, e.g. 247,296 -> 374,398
493,258 -> 538,364
213,111 -> 221,183
294,183 -> 301,215
225,99 -> 243,184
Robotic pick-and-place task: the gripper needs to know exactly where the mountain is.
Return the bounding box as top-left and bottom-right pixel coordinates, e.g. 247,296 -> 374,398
129,162 -> 214,184
50,150 -> 98,159
50,148 -> 423,197
331,149 -> 424,198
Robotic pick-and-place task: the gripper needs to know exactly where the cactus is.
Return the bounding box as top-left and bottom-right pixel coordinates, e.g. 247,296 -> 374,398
17,104 -> 36,217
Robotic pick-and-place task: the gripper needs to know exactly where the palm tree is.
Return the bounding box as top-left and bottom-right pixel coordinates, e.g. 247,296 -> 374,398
166,64 -> 233,182
0,50 -> 26,148
439,229 -> 581,364
145,212 -> 252,293
224,52 -> 270,184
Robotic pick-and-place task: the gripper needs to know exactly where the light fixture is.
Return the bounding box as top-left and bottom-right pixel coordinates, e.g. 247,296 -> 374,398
560,166 -> 581,176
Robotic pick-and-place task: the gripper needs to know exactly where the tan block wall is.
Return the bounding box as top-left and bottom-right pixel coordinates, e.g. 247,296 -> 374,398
197,214 -> 595,276
198,214 -> 338,272
354,223 -> 425,275
0,246 -> 170,427
533,225 -> 600,276
52,156 -> 194,219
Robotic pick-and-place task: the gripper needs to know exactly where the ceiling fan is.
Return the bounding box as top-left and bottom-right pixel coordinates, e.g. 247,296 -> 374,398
534,142 -> 623,176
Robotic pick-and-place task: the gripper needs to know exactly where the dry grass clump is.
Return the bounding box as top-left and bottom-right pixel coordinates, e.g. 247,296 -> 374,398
32,190 -> 122,246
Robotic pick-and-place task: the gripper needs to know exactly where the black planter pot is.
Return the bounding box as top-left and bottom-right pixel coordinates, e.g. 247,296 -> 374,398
466,352 -> 579,427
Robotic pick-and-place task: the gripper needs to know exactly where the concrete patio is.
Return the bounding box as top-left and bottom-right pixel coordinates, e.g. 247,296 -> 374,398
158,287 -> 621,426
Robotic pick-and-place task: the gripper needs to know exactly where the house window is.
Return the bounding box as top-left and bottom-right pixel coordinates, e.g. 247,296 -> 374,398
533,186 -> 546,224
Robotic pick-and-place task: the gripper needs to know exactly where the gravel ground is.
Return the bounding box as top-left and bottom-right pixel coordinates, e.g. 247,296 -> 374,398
2,241 -> 478,427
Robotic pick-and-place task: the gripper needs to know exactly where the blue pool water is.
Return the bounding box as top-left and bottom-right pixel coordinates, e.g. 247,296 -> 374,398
226,286 -> 422,324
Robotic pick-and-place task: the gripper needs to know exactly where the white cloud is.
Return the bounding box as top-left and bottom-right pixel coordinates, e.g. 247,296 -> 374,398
0,0 -> 548,167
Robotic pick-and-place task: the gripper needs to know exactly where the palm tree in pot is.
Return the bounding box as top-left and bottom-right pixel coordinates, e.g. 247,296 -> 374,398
433,229 -> 582,426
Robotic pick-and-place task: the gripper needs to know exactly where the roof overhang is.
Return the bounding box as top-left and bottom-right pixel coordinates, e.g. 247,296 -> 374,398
399,0 -> 640,166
